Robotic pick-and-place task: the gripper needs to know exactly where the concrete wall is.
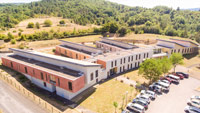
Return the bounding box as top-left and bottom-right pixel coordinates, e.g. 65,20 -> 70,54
96,41 -> 124,52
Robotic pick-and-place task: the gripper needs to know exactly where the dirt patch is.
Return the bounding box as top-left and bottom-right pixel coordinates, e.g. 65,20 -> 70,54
2,17 -> 100,36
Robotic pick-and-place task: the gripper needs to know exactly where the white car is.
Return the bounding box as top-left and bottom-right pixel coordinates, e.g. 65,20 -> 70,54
188,99 -> 200,108
141,90 -> 156,100
184,105 -> 200,113
137,94 -> 151,104
191,96 -> 200,100
159,80 -> 170,85
154,81 -> 170,92
127,103 -> 145,113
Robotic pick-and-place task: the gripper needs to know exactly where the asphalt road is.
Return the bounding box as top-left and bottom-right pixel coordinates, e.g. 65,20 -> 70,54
0,80 -> 47,113
146,77 -> 200,113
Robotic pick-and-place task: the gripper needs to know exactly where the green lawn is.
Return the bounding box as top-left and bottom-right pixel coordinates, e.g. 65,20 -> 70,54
80,79 -> 137,113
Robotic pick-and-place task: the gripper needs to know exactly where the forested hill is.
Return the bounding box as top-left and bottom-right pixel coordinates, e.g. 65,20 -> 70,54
0,0 -> 200,40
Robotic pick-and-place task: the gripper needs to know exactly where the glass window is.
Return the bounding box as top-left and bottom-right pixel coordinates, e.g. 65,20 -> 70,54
25,67 -> 28,73
68,82 -> 72,90
41,72 -> 44,80
91,73 -> 94,81
95,70 -> 98,77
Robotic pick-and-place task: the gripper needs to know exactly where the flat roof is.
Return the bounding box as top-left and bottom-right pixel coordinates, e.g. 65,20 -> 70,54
157,39 -> 188,47
94,48 -> 151,61
101,38 -> 138,49
169,38 -> 200,46
5,55 -> 81,80
10,48 -> 101,67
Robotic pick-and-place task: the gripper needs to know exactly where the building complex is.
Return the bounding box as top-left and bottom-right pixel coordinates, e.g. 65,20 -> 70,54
1,37 -> 199,100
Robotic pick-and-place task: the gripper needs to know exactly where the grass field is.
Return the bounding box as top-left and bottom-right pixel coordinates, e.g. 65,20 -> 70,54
80,79 -> 137,113
1,17 -> 99,36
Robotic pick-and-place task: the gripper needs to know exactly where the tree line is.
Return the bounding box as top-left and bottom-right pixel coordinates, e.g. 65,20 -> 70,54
0,0 -> 200,42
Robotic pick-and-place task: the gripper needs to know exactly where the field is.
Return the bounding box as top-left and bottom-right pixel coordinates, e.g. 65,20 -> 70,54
1,17 -> 99,36
79,79 -> 137,113
0,35 -> 102,51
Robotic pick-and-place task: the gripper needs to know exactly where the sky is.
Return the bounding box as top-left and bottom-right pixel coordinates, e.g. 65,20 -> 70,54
0,0 -> 199,9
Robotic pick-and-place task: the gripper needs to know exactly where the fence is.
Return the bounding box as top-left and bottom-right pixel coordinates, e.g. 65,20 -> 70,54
0,71 -> 62,113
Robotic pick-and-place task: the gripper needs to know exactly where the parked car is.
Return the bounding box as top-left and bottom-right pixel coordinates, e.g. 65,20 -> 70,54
121,109 -> 133,113
191,96 -> 200,100
187,99 -> 200,108
166,74 -> 180,84
172,72 -> 184,80
158,80 -> 171,85
149,84 -> 162,94
136,94 -> 151,104
184,105 -> 200,113
154,81 -> 170,92
127,103 -> 145,113
176,72 -> 189,78
141,90 -> 157,100
132,98 -> 148,110
160,77 -> 172,84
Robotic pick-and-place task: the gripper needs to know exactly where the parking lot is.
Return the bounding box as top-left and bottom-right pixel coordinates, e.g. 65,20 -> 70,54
146,77 -> 200,113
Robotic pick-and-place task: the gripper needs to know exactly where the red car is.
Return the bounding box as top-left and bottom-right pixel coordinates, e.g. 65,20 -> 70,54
172,72 -> 184,80
160,77 -> 172,83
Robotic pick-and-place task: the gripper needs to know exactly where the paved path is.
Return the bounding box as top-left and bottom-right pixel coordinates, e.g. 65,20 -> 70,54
116,76 -> 136,86
0,80 -> 47,113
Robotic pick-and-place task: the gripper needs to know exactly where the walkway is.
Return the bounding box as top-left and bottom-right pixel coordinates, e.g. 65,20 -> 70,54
0,80 -> 47,113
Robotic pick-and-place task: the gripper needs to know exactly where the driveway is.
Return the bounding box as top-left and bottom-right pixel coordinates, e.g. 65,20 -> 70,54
0,80 -> 47,113
146,77 -> 200,113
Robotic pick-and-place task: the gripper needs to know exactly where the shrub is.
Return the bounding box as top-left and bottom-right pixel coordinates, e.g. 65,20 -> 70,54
19,75 -> 28,82
18,43 -> 25,49
52,49 -> 56,52
18,29 -> 23,32
10,39 -> 16,44
35,22 -> 40,29
13,30 -> 17,33
44,19 -> 52,27
27,22 -> 35,28
59,20 -> 65,24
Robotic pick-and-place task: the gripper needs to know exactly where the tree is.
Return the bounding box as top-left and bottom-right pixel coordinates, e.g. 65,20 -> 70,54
44,19 -> 52,27
117,27 -> 128,37
109,22 -> 119,33
139,59 -> 163,83
160,57 -> 172,74
27,22 -> 34,28
145,21 -> 152,26
170,53 -> 183,72
113,101 -> 118,113
35,22 -> 40,29
59,20 -> 65,24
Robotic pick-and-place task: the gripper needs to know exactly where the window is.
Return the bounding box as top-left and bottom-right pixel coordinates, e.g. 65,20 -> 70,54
139,54 -> 141,60
111,61 -> 113,67
90,73 -> 94,81
120,67 -> 122,72
68,82 -> 72,90
45,73 -> 48,81
115,60 -> 117,66
120,59 -> 122,64
128,57 -> 130,62
33,69 -> 35,75
11,62 -> 13,68
131,64 -> 133,68
174,49 -> 176,53
135,62 -> 137,67
128,64 -> 129,70
43,82 -> 46,87
65,50 -> 67,55
178,49 -> 180,53
171,50 -> 173,54
95,70 -> 98,77
136,55 -> 138,60
49,75 -> 56,83
182,49 -> 184,53
84,56 -> 86,59
144,53 -> 146,58
41,72 -> 44,80
131,56 -> 133,61
25,67 -> 28,73
147,53 -> 149,58
58,78 -> 60,86
124,58 -> 126,63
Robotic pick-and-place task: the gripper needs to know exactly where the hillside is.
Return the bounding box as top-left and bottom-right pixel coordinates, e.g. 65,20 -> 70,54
0,0 -> 200,41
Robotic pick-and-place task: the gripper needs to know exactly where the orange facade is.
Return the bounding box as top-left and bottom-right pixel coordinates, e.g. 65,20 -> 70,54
55,46 -> 91,60
97,59 -> 106,69
2,57 -> 85,93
